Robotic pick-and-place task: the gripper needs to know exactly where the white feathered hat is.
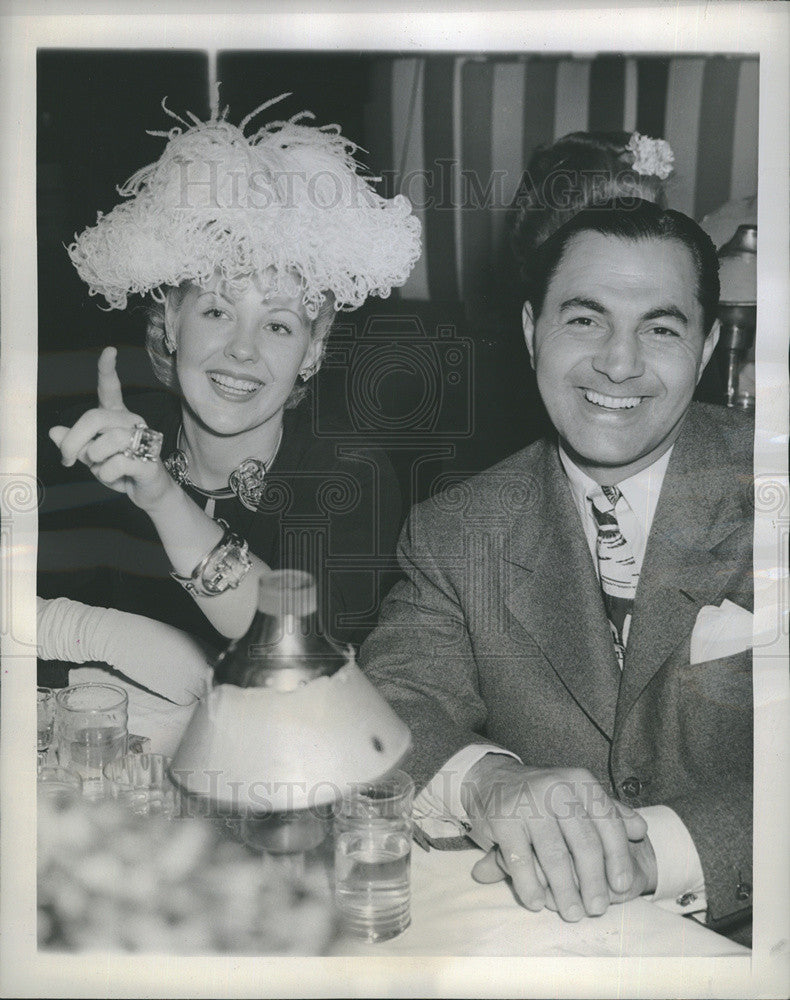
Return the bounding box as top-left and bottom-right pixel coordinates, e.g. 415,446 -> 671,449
68,93 -> 422,319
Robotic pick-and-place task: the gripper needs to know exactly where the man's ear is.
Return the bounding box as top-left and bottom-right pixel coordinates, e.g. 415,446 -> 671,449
522,302 -> 536,370
697,318 -> 721,382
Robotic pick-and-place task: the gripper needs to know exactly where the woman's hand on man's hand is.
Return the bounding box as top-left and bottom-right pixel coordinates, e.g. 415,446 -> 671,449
48,346 -> 176,512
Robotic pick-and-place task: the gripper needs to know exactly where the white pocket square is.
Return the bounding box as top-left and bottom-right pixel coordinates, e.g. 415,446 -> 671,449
690,600 -> 753,665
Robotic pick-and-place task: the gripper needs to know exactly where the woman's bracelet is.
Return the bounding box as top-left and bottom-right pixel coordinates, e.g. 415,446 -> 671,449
170,519 -> 252,597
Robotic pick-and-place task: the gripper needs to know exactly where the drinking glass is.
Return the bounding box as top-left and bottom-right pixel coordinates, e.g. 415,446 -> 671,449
55,683 -> 128,796
103,753 -> 181,818
37,765 -> 83,801
37,687 -> 55,764
333,769 -> 414,943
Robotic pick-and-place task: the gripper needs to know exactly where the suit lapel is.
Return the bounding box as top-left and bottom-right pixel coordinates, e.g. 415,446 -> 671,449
503,443 -> 621,740
616,406 -> 749,725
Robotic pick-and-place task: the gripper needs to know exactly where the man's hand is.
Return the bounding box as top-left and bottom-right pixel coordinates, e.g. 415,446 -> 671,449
460,754 -> 653,921
472,829 -> 658,913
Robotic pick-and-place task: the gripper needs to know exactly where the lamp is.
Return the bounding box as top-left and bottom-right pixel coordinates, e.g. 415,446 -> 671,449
170,571 -> 411,854
717,225 -> 757,410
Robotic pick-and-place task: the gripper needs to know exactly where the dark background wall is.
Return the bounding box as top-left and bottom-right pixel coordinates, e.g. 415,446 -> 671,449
38,50 -> 758,508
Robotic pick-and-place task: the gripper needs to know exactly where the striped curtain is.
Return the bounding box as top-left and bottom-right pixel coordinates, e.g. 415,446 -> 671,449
384,54 -> 759,306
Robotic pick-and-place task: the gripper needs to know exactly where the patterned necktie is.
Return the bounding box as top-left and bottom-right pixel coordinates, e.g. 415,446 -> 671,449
589,485 -> 639,670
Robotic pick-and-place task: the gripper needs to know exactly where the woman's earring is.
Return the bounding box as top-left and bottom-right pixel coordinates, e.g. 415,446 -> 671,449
299,362 -> 316,383
164,333 -> 176,355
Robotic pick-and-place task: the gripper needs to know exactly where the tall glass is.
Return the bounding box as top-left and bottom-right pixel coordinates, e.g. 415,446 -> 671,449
333,770 -> 414,943
37,687 -> 55,765
55,683 -> 128,796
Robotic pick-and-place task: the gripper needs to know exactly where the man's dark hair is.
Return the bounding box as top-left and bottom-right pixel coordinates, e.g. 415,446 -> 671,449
527,198 -> 721,334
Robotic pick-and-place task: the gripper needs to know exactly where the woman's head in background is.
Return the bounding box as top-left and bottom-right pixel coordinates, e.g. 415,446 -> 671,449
511,130 -> 675,278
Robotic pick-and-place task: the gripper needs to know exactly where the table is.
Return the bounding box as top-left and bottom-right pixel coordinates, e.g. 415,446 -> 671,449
339,846 -> 749,957
64,665 -> 749,959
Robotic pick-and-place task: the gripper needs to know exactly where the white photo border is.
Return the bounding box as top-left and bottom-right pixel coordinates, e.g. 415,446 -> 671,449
1,3 -> 788,998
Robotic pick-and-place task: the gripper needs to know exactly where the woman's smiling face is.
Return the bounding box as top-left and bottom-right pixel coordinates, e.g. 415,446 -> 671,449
166,272 -> 319,438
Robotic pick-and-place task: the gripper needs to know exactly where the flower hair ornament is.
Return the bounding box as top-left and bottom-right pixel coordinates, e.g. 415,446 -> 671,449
67,91 -> 422,319
622,132 -> 675,180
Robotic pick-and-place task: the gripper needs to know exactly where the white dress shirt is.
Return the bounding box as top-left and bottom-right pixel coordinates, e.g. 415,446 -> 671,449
414,443 -> 707,916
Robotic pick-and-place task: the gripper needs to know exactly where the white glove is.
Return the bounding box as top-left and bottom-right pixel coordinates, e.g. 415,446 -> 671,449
36,597 -> 213,705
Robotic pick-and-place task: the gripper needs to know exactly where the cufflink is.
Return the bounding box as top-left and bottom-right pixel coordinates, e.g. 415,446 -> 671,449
735,880 -> 752,902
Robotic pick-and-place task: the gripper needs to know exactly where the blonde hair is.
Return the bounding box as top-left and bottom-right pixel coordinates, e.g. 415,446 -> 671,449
145,283 -> 336,409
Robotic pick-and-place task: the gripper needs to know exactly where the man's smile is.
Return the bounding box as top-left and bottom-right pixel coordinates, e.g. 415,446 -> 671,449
582,389 -> 645,410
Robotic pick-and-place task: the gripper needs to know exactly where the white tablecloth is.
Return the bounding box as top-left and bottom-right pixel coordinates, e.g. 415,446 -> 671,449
66,667 -> 748,959
339,845 -> 749,957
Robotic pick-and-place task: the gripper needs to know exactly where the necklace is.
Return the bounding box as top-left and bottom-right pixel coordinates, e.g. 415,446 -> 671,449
164,424 -> 284,512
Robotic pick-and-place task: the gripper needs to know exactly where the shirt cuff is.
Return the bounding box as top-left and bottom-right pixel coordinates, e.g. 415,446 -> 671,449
639,804 -> 707,915
413,745 -> 520,840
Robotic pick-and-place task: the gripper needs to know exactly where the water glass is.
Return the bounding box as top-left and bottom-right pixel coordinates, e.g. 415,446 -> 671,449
333,769 -> 414,943
37,765 -> 83,801
241,809 -> 332,855
37,687 -> 55,763
55,683 -> 128,796
103,753 -> 181,818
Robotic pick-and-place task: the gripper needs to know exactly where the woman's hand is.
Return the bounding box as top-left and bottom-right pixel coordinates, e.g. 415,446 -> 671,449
49,347 -> 176,513
47,347 -> 265,640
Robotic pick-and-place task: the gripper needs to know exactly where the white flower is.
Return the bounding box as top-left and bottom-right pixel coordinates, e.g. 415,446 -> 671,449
625,133 -> 675,180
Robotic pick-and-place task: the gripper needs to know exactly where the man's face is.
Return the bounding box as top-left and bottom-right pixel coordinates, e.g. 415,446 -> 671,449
523,232 -> 719,483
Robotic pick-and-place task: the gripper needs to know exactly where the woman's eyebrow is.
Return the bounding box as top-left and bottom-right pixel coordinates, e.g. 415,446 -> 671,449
196,288 -> 232,303
262,304 -> 304,321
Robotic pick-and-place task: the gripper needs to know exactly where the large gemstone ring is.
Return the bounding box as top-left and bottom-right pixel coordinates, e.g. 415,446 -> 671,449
123,422 -> 163,462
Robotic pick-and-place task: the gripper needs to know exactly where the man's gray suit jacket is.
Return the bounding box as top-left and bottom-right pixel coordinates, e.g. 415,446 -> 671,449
361,402 -> 754,929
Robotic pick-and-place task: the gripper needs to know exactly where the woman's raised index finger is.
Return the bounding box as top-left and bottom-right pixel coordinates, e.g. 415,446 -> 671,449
97,346 -> 125,410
